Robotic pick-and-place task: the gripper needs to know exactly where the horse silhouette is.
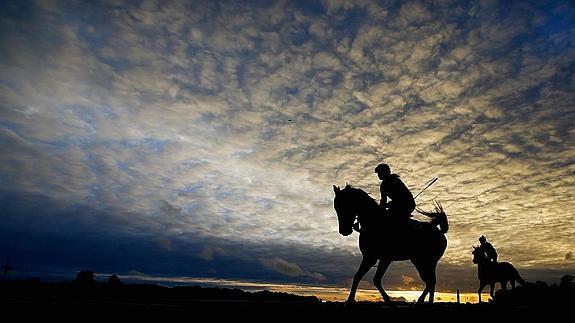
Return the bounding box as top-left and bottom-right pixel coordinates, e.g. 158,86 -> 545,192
333,184 -> 448,303
472,246 -> 525,302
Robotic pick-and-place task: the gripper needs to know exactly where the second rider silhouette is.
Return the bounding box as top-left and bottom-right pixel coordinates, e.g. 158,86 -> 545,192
478,235 -> 498,263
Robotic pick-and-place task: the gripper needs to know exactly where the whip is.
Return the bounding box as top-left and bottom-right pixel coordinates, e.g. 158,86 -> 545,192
413,177 -> 438,200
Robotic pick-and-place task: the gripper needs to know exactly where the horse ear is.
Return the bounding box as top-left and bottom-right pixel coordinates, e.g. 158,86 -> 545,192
333,185 -> 340,193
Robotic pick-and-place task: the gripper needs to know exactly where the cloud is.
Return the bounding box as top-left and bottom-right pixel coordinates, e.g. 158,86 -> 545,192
200,246 -> 226,262
261,257 -> 326,281
157,238 -> 173,251
402,275 -> 416,285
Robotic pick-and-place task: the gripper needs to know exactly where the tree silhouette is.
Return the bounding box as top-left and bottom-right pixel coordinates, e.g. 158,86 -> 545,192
107,274 -> 124,287
559,274 -> 574,288
73,270 -> 95,287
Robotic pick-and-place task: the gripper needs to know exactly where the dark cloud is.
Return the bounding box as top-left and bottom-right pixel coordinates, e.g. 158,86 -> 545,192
200,246 -> 225,262
261,257 -> 326,281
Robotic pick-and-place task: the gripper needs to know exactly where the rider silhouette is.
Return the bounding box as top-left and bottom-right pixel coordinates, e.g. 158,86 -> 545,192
478,235 -> 498,263
375,163 -> 415,224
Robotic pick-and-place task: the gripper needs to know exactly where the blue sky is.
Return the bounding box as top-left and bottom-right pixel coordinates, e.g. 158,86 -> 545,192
1,0 -> 574,298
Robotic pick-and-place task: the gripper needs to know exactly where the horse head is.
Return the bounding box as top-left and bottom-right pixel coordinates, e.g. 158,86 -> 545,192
333,184 -> 380,236
333,184 -> 356,236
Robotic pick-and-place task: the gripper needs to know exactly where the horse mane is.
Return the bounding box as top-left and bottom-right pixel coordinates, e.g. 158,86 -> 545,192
342,185 -> 379,208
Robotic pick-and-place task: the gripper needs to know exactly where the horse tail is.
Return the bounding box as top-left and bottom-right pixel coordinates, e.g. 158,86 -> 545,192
416,200 -> 449,234
435,210 -> 449,234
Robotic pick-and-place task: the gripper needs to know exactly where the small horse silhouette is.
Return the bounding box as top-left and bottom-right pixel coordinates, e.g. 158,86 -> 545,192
333,184 -> 448,303
472,246 -> 525,302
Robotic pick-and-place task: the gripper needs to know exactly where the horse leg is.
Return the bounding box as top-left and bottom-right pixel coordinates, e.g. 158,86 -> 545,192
500,280 -> 508,292
372,259 -> 392,302
347,257 -> 377,303
427,263 -> 438,303
510,279 -> 516,289
489,283 -> 495,298
478,281 -> 487,303
413,260 -> 436,303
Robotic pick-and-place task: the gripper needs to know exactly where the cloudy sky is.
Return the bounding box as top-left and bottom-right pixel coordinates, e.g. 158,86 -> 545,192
1,0 -> 574,300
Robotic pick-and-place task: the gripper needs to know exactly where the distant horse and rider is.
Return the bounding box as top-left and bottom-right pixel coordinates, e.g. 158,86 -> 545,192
472,236 -> 525,302
333,163 -> 448,304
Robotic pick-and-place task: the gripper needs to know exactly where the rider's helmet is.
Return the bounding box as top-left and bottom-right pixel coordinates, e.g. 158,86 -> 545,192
479,235 -> 486,243
374,163 -> 391,176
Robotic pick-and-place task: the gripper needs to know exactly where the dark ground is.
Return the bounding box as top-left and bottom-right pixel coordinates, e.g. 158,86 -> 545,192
1,278 -> 573,319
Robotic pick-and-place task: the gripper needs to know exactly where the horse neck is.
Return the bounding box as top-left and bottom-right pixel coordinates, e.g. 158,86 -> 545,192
355,200 -> 379,227
477,258 -> 493,273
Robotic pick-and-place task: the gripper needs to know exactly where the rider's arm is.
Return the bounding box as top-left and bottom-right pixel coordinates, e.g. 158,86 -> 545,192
379,184 -> 387,207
